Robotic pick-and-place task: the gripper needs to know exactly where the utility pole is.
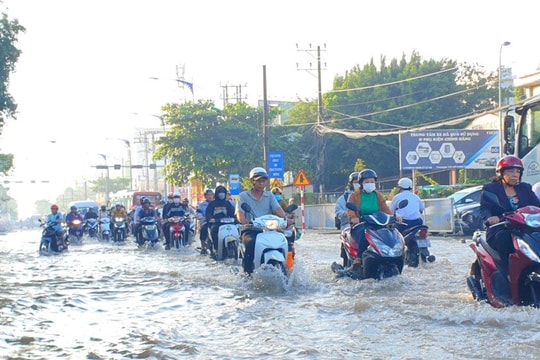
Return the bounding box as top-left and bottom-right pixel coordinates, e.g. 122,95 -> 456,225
263,65 -> 269,171
296,43 -> 327,194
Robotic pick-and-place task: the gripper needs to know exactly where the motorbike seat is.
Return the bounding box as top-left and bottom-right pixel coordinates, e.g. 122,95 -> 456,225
401,225 -> 428,236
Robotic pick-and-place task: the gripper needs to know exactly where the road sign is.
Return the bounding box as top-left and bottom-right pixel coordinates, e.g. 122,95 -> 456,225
268,151 -> 284,179
293,169 -> 312,186
270,178 -> 282,189
228,174 -> 241,195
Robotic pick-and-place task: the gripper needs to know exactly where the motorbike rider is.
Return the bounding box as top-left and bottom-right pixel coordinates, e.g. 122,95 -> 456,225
480,155 -> 540,274
65,205 -> 84,231
134,197 -> 158,243
271,187 -> 288,210
346,169 -> 392,270
390,177 -> 425,235
196,189 -> 214,254
237,167 -> 292,275
110,202 -> 128,238
98,205 -> 109,220
46,204 -> 66,251
335,171 -> 360,230
206,185 -> 236,255
162,192 -> 189,250
83,206 -> 98,235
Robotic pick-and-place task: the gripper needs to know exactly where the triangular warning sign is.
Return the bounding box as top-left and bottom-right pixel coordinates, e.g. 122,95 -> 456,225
294,169 -> 312,186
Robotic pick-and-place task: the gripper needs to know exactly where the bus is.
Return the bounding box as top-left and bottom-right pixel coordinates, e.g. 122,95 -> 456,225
110,190 -> 162,210
503,93 -> 540,184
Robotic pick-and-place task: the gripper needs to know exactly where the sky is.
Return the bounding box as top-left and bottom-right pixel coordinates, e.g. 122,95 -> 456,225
1,0 -> 540,219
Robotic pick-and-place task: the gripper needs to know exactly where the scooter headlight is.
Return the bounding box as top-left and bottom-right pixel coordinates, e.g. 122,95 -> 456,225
517,238 -> 540,262
263,219 -> 280,230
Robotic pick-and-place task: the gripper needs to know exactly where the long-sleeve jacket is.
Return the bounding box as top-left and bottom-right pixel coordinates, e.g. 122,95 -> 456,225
480,180 -> 540,221
347,189 -> 392,216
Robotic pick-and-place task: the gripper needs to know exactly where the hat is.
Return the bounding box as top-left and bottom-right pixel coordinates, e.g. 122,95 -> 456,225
204,189 -> 214,195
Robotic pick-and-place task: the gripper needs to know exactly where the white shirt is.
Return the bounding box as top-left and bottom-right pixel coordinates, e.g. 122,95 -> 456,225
390,190 -> 425,220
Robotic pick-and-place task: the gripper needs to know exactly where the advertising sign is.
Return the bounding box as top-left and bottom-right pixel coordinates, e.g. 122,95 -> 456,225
399,129 -> 500,170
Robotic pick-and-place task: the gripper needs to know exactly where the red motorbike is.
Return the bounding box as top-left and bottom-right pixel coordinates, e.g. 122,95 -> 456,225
168,215 -> 188,249
467,191 -> 540,307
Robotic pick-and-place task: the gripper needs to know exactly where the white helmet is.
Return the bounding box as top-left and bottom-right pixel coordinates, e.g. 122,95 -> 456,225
398,177 -> 413,190
173,192 -> 181,198
249,167 -> 268,180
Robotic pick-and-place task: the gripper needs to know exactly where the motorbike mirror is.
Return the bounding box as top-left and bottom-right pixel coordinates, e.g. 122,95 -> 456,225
241,203 -> 252,213
345,201 -> 358,212
285,204 -> 298,213
397,199 -> 408,209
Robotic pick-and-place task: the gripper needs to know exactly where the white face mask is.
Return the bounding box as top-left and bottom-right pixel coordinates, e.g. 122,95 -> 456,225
363,183 -> 376,193
352,183 -> 360,191
173,199 -> 180,204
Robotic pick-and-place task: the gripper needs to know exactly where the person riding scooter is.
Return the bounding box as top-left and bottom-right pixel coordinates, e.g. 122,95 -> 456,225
206,185 -> 236,256
480,155 -> 540,274
345,169 -> 392,274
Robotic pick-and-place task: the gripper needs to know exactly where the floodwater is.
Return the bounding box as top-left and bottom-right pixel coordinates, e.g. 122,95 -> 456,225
2,228 -> 540,359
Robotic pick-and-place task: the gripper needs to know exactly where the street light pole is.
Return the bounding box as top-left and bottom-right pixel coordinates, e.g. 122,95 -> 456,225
106,138 -> 132,190
499,41 -> 511,157
97,153 -> 110,205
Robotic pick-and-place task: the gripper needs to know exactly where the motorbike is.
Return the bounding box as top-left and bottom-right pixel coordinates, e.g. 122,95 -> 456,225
240,203 -> 297,281
85,218 -> 99,239
212,217 -> 240,261
136,216 -> 160,248
67,218 -> 84,245
112,216 -> 127,243
331,201 -> 405,280
467,191 -> 540,307
99,217 -> 111,241
167,215 -> 189,249
39,219 -> 69,254
402,224 -> 435,267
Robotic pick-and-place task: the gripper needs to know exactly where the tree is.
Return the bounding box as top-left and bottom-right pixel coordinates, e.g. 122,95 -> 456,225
154,100 -> 280,188
0,11 -> 24,133
287,51 -> 496,191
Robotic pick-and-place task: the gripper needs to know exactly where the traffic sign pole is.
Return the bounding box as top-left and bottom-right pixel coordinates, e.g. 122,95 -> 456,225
300,185 -> 306,232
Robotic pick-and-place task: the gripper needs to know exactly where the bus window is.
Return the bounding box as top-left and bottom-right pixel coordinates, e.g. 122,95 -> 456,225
518,107 -> 540,158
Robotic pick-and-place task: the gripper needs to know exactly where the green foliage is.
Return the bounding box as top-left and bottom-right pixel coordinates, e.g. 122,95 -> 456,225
0,12 -> 25,132
288,51 -> 496,191
0,153 -> 13,174
154,100 -> 273,187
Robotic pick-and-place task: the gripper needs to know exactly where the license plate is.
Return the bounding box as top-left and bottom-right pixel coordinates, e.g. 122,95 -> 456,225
416,239 -> 431,248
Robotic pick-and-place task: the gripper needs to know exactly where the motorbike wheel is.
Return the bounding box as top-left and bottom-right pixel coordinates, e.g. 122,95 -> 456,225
406,247 -> 420,268
227,241 -> 238,261
340,244 -> 351,268
39,239 -> 51,253
467,261 -> 486,301
268,259 -> 287,277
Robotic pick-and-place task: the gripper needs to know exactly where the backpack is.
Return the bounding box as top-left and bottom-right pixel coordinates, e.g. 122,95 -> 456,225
334,192 -> 350,229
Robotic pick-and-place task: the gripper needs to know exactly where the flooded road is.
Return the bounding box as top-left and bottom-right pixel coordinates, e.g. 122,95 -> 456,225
1,229 -> 540,359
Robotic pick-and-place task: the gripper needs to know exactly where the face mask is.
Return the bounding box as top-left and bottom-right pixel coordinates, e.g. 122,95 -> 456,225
173,199 -> 180,204
352,183 -> 360,191
363,183 -> 376,193
275,195 -> 282,201
217,193 -> 226,200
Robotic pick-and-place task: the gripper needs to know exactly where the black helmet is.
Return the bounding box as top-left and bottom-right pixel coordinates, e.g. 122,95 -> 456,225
142,197 -> 151,205
101,205 -> 107,211
214,185 -> 227,195
359,169 -> 377,183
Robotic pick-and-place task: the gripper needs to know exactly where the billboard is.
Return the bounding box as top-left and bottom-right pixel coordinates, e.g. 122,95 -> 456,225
399,129 -> 500,170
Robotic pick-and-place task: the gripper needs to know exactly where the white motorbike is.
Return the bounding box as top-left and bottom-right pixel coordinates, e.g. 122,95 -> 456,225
99,217 -> 111,241
240,203 -> 295,286
213,217 -> 240,261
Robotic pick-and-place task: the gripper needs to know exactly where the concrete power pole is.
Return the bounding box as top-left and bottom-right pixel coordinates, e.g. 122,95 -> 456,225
296,43 -> 327,194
